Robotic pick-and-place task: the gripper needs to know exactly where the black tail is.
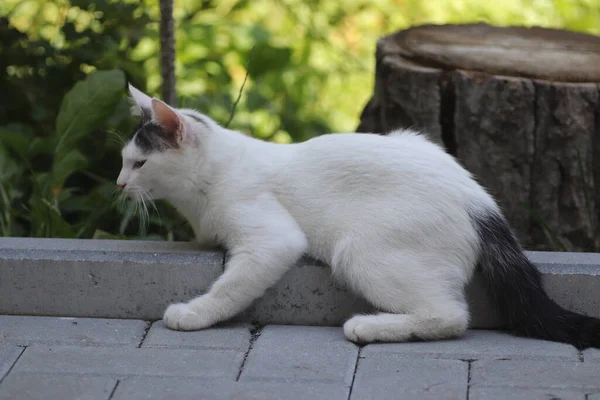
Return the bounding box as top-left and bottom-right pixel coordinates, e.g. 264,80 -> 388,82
470,208 -> 600,349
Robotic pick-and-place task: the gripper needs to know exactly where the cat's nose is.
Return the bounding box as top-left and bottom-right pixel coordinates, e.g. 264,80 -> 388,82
117,183 -> 126,189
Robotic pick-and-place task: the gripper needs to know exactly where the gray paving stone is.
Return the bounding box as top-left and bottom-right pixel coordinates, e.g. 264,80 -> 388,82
588,391 -> 600,400
0,346 -> 23,381
583,348 -> 600,362
114,377 -> 349,400
362,330 -> 579,361
239,325 -> 358,385
13,346 -> 244,380
0,373 -> 116,400
142,321 -> 251,350
0,316 -> 148,347
471,360 -> 600,390
253,324 -> 349,346
469,387 -> 585,400
351,354 -> 468,400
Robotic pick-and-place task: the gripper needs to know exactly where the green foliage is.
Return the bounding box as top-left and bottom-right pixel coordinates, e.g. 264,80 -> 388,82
55,70 -> 125,160
0,0 -> 149,137
1,0 -> 599,242
1,70 -> 123,237
0,0 -> 193,241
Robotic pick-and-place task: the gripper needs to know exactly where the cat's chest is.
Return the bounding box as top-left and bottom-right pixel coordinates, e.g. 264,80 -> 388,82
172,200 -> 220,244
194,210 -> 221,242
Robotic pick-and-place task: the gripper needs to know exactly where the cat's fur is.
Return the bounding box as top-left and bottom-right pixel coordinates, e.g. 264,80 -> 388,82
117,84 -> 600,348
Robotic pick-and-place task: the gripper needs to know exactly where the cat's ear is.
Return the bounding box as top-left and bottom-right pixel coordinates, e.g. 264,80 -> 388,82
128,84 -> 152,116
151,98 -> 185,143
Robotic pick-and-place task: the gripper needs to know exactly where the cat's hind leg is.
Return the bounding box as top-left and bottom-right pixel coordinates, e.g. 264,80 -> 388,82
337,248 -> 470,343
343,304 -> 468,343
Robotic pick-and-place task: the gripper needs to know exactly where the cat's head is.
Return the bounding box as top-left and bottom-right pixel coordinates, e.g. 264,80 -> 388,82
117,85 -> 213,202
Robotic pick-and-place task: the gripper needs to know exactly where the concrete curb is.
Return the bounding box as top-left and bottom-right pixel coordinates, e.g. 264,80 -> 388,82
0,238 -> 599,328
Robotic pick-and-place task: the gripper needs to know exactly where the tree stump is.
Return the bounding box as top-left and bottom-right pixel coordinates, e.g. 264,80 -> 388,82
358,24 -> 600,251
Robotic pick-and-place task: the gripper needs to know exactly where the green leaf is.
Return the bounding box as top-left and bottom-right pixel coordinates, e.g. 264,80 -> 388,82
28,137 -> 57,157
0,124 -> 33,158
246,91 -> 269,111
130,234 -> 165,241
30,197 -> 76,238
248,45 -> 293,78
92,229 -> 130,240
50,149 -> 88,190
41,199 -> 76,238
0,144 -> 21,182
55,69 -> 125,159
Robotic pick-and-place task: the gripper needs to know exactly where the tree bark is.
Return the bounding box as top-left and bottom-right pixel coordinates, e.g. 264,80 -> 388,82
358,24 -> 600,251
159,0 -> 176,106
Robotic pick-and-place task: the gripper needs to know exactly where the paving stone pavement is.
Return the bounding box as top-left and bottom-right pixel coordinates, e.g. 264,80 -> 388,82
1,316 -> 599,400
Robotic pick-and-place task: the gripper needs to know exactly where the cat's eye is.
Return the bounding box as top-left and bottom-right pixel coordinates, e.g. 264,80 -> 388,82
133,160 -> 146,169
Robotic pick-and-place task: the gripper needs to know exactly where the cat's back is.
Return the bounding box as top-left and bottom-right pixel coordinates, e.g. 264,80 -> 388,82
301,130 -> 446,162
293,129 -> 471,184
278,128 -> 494,215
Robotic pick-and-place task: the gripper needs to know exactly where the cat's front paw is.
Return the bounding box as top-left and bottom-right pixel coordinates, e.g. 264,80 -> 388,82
343,315 -> 376,343
163,303 -> 210,331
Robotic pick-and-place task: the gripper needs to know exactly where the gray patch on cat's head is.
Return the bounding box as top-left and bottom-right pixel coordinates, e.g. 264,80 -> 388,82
132,108 -> 178,154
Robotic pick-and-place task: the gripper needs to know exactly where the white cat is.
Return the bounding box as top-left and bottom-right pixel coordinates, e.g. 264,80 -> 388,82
117,84 -> 599,348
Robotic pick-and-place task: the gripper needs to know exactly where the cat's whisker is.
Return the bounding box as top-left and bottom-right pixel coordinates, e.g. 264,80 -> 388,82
104,129 -> 127,147
111,190 -> 127,212
139,187 -> 161,232
133,192 -> 144,235
123,184 -> 159,237
106,135 -> 122,147
137,197 -> 147,235
140,188 -> 159,219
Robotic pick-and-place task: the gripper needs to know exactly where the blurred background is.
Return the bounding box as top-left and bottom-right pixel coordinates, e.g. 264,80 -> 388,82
1,0 -> 599,242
